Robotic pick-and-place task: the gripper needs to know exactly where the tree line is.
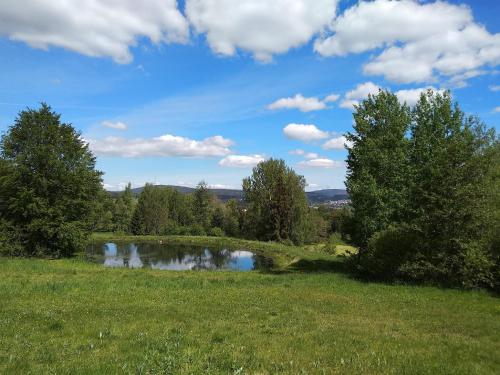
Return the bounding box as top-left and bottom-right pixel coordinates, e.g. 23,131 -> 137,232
0,104 -> 339,257
344,90 -> 499,289
92,161 -> 337,245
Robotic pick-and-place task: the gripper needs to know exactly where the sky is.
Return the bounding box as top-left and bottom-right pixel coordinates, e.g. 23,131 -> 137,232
0,0 -> 499,191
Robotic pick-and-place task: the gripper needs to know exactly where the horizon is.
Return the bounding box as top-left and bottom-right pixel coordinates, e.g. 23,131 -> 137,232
0,0 -> 499,191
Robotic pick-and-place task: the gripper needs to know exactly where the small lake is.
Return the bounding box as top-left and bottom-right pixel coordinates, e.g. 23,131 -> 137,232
86,242 -> 272,271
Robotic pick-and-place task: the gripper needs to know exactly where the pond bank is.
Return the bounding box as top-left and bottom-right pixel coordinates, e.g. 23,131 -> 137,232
88,233 -> 345,271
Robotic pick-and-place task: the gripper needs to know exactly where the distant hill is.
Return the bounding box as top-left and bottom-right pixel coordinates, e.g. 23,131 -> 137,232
109,185 -> 348,204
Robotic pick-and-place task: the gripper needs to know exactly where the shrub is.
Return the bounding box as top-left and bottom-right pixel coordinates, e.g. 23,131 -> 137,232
447,242 -> 495,289
189,224 -> 206,236
208,227 -> 224,237
0,220 -> 23,256
358,226 -> 423,279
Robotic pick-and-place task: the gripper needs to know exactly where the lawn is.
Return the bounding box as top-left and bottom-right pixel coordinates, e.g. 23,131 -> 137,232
0,237 -> 499,374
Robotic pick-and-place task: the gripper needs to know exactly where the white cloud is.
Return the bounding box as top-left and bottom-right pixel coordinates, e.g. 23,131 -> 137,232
395,87 -> 444,106
283,123 -> 329,142
268,92 -> 341,112
0,0 -> 189,63
218,154 -> 265,167
101,120 -> 128,131
186,0 -> 338,62
289,149 -> 318,159
298,158 -> 343,168
87,134 -> 233,158
493,106 -> 500,113
490,85 -> 500,92
268,94 -> 327,112
315,0 -> 500,84
324,94 -> 340,103
289,149 -> 306,156
323,136 -> 352,150
207,183 -> 237,189
304,152 -> 319,159
340,81 -> 380,109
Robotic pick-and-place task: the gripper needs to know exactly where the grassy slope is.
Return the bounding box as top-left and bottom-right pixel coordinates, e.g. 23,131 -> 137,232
0,237 -> 499,374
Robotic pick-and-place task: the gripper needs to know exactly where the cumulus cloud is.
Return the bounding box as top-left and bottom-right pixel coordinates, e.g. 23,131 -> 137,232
324,94 -> 340,103
340,81 -> 380,109
493,106 -> 500,113
290,149 -> 319,159
268,94 -> 327,112
101,120 -> 128,131
289,149 -> 306,156
87,134 -> 233,158
315,0 -> 500,84
490,85 -> 500,92
298,158 -> 343,168
340,82 -> 442,109
283,123 -> 329,142
186,0 -> 338,62
322,136 -> 352,150
218,154 -> 265,167
0,0 -> 189,63
395,87 -> 444,106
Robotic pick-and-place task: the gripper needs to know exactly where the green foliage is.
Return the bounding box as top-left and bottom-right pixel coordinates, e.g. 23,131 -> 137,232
346,90 -> 499,288
193,181 -> 214,231
88,189 -> 115,232
222,199 -> 241,237
243,158 -> 308,244
0,104 -> 102,257
130,184 -> 170,235
345,90 -> 411,247
0,219 -> 23,256
208,227 -> 224,237
112,183 -> 135,232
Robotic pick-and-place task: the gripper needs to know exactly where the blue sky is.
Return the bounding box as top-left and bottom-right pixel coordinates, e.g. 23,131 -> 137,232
0,0 -> 499,191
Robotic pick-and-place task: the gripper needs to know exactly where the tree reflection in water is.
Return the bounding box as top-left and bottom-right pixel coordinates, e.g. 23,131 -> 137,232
88,242 -> 272,271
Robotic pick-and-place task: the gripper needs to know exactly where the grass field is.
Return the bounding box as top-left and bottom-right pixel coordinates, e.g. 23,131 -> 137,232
0,236 -> 499,374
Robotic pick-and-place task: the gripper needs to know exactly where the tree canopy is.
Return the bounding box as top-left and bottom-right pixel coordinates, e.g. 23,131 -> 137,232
0,104 -> 102,257
346,90 -> 499,288
243,158 -> 308,244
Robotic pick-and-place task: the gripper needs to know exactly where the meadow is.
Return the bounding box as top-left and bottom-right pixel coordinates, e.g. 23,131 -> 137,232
0,236 -> 499,374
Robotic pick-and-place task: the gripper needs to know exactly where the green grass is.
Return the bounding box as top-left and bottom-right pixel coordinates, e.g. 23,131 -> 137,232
0,237 -> 499,374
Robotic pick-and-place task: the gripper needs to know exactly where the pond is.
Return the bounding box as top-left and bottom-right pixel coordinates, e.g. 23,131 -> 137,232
86,242 -> 273,271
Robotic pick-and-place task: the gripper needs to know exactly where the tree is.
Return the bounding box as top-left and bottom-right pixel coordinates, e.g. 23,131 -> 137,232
345,90 -> 411,248
113,183 -> 135,232
243,158 -> 308,244
406,91 -> 497,286
223,199 -> 241,237
0,104 -> 102,257
88,188 -> 114,233
346,90 -> 499,288
193,181 -> 214,231
130,184 -> 169,235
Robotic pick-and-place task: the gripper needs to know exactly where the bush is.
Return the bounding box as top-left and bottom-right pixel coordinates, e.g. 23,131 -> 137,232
357,226 -> 423,279
163,222 -> 181,235
448,242 -> 495,289
189,224 -> 206,236
0,220 -> 23,256
357,227 -> 496,289
208,227 -> 224,237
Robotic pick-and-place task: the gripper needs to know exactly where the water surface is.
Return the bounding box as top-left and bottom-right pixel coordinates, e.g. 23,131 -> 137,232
86,242 -> 272,271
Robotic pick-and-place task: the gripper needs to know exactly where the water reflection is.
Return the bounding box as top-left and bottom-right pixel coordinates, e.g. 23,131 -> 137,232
87,242 -> 271,271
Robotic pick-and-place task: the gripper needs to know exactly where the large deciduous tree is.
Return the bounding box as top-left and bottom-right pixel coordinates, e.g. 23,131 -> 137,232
243,158 -> 308,244
345,90 -> 411,248
346,90 -> 499,288
0,104 -> 102,257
